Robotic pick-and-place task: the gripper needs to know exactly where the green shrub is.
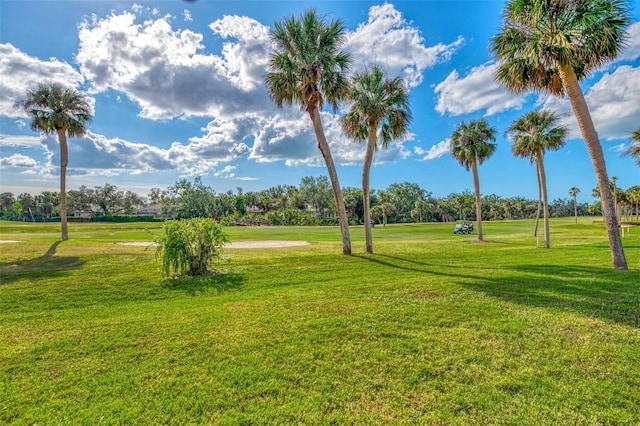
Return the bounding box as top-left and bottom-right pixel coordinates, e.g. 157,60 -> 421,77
154,218 -> 229,277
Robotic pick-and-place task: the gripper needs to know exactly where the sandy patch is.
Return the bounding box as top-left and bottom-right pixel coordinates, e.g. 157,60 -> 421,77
0,240 -> 22,243
118,240 -> 309,249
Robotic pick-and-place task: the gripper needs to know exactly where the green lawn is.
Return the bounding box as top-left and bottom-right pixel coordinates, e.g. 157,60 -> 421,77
1,218 -> 639,424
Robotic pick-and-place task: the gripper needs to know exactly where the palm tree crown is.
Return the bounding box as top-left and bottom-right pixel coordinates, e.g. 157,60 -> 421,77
491,0 -> 630,95
627,128 -> 640,167
17,83 -> 92,136
265,9 -> 351,114
450,120 -> 497,171
341,66 -> 412,147
507,110 -> 567,161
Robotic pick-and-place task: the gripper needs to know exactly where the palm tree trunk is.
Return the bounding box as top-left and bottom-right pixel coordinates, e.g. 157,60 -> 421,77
558,64 -> 626,270
537,152 -> 550,248
471,160 -> 483,241
57,128 -> 69,241
533,165 -> 542,237
308,107 -> 351,255
574,195 -> 578,224
362,128 -> 376,253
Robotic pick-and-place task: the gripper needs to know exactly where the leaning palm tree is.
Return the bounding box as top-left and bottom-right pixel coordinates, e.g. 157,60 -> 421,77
450,119 -> 497,242
15,83 -> 92,240
265,9 -> 352,254
506,110 -> 567,248
341,66 -> 412,253
491,0 -> 628,269
569,187 -> 581,224
626,128 -> 640,167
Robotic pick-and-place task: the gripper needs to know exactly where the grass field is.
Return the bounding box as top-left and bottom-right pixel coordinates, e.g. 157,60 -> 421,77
1,218 -> 639,424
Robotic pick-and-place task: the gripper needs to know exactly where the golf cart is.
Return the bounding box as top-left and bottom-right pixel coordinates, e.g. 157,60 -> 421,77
453,220 -> 474,234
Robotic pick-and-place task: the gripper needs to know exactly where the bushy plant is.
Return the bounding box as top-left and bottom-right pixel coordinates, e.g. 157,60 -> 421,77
154,218 -> 229,277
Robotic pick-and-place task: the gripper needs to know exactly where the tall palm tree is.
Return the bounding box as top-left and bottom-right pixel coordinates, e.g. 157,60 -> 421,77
506,110 -> 567,248
341,66 -> 411,253
265,9 -> 352,254
491,0 -> 628,269
450,119 -> 497,241
626,128 -> 640,167
15,83 -> 92,240
569,187 -> 581,224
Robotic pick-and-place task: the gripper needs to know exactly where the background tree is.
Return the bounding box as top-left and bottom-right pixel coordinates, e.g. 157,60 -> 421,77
491,0 -> 628,269
450,119 -> 497,241
569,187 -> 581,224
15,83 -> 92,240
265,9 -> 352,255
506,110 -> 567,248
626,128 -> 640,167
342,66 -> 412,253
626,186 -> 640,223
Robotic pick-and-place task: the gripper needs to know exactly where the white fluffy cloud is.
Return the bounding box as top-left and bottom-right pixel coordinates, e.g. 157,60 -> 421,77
416,139 -> 452,161
345,3 -> 464,88
434,62 -> 529,116
541,65 -> 640,140
619,22 -> 640,61
76,10 -> 272,120
0,43 -> 85,117
0,153 -> 39,169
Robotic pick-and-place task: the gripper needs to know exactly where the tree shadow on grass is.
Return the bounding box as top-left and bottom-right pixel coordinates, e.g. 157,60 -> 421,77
462,264 -> 640,329
0,241 -> 85,285
353,253 -> 491,282
161,272 -> 246,296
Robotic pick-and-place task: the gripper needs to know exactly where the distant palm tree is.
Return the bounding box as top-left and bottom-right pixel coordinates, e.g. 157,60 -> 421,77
450,119 -> 497,241
265,9 -> 352,255
626,128 -> 640,167
626,185 -> 640,223
342,66 -> 411,253
506,110 -> 567,248
15,83 -> 92,240
491,0 -> 628,269
569,187 -> 581,224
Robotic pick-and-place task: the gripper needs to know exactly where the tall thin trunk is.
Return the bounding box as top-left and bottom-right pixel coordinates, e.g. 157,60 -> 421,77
573,195 -> 578,224
558,64 -> 626,270
362,127 -> 377,254
537,151 -> 550,248
308,107 -> 351,255
57,128 -> 69,241
533,165 -> 542,237
471,160 -> 483,241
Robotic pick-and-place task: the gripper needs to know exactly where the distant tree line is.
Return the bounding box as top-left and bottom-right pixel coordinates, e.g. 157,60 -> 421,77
3,178 -> 638,225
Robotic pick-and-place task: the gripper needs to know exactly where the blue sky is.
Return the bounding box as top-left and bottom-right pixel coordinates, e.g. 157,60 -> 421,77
0,0 -> 638,203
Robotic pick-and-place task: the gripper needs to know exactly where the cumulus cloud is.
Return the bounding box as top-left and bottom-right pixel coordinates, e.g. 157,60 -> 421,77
541,65 -> 640,140
183,10 -> 193,22
416,139 -> 452,161
618,21 -> 640,61
345,3 -> 464,88
0,43 -> 85,117
76,11 -> 272,120
0,153 -> 39,169
434,62 -> 529,116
